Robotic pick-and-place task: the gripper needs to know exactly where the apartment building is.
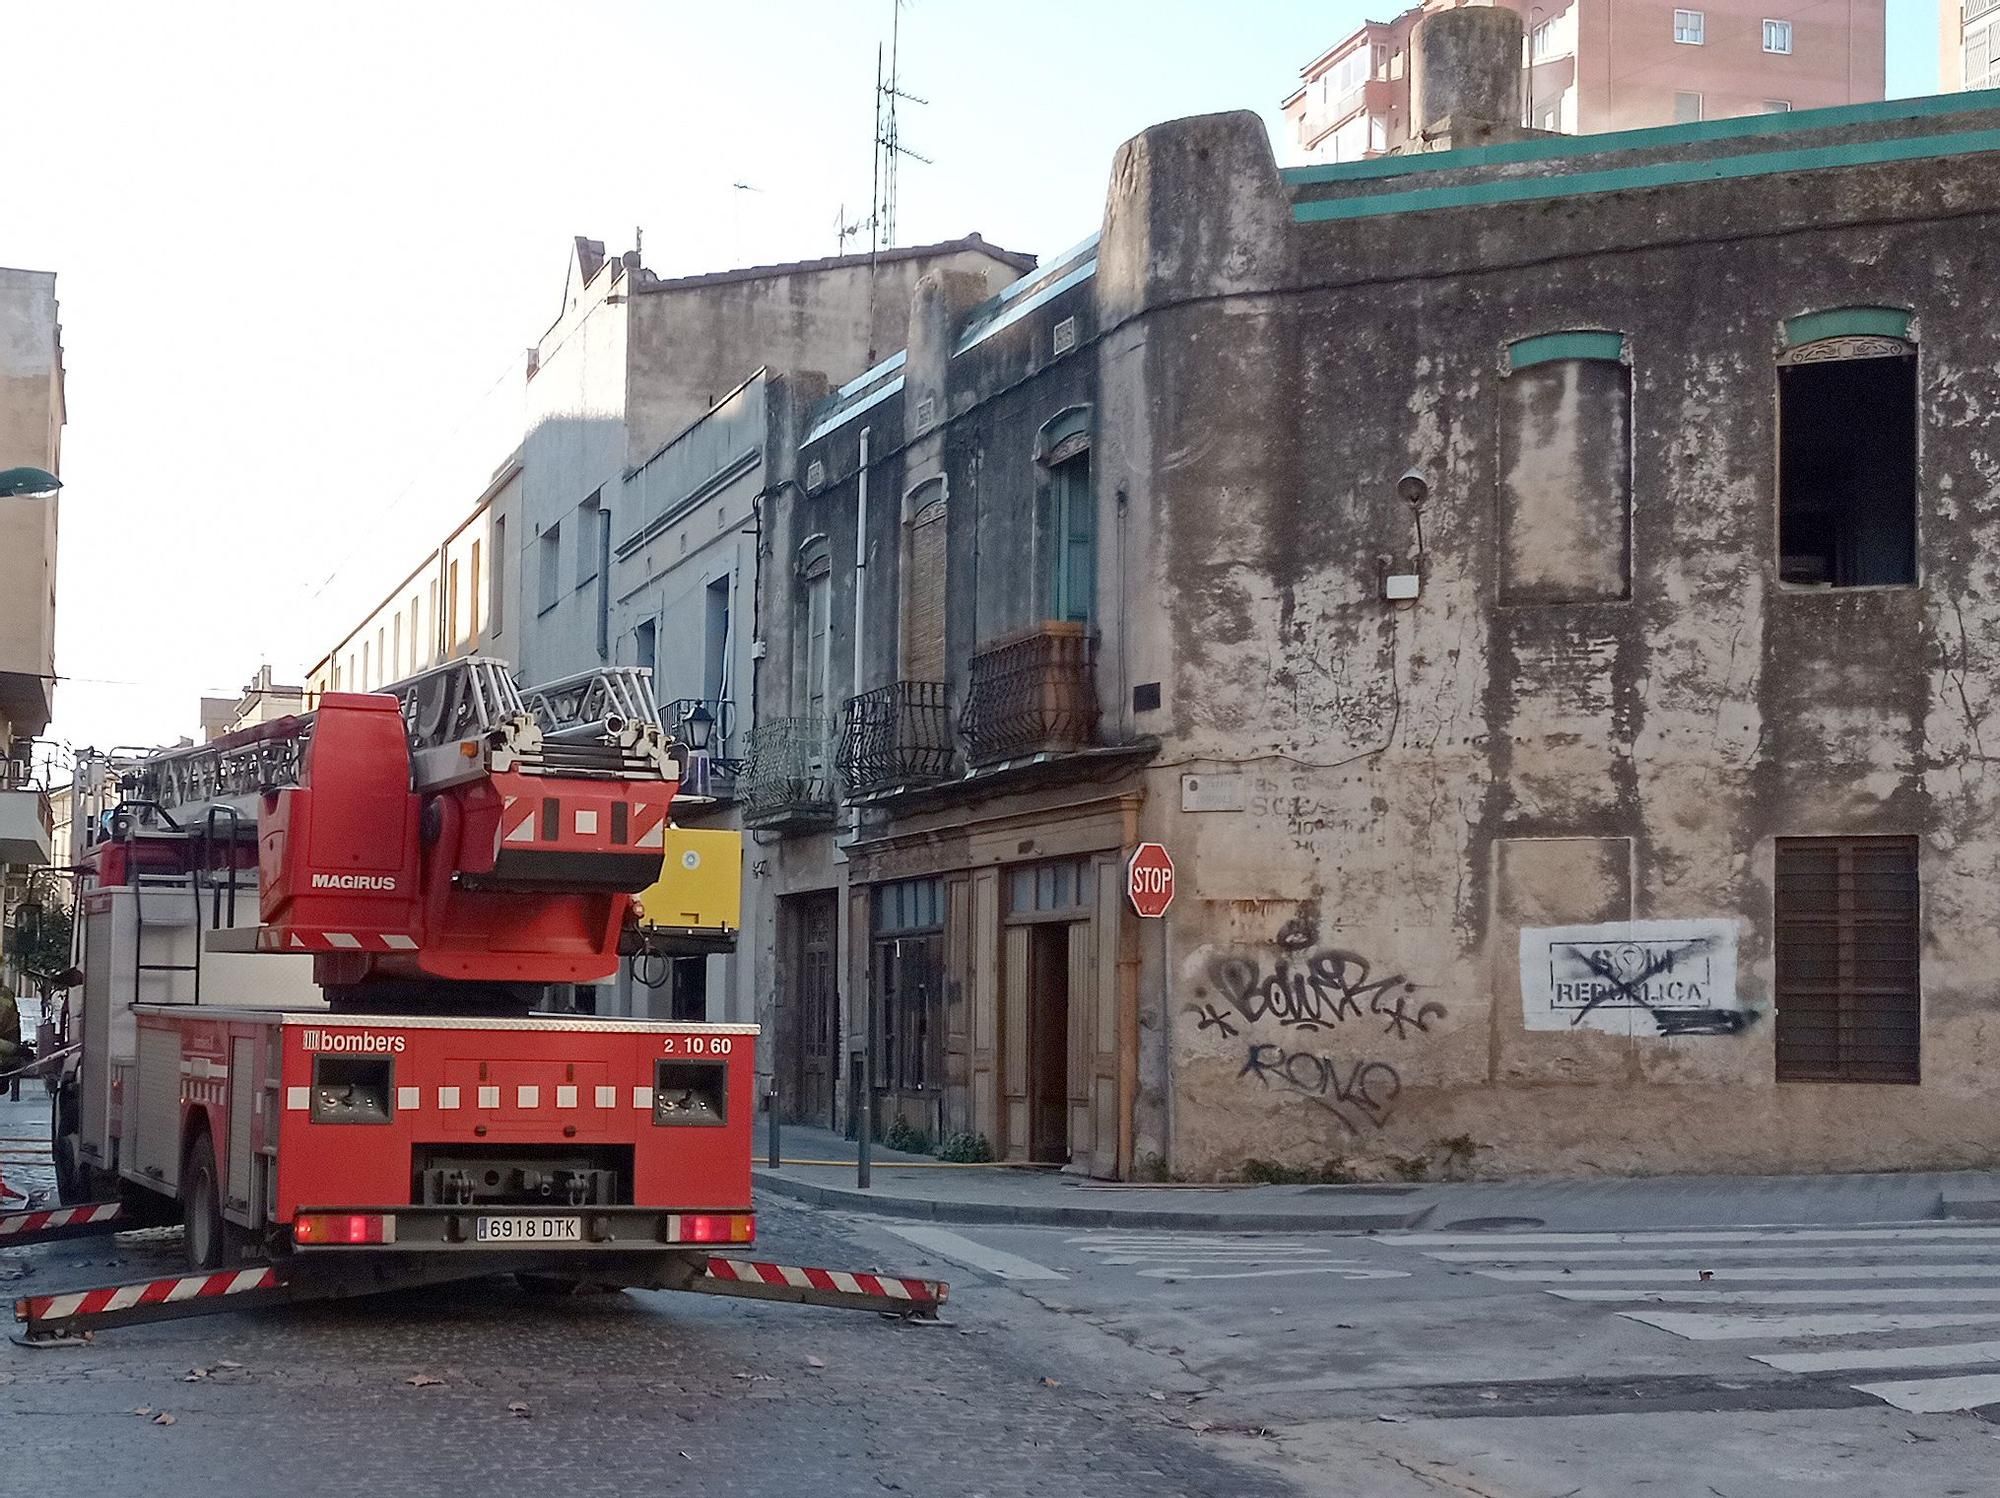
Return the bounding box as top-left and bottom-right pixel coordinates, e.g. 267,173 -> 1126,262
0,269 -> 64,898
1282,0 -> 1887,160
1942,0 -> 2000,90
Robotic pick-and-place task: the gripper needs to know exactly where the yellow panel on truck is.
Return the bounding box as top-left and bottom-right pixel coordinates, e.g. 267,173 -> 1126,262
640,827 -> 742,932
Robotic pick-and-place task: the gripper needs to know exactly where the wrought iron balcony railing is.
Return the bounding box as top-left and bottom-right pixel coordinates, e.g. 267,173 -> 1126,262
741,716 -> 837,827
837,681 -> 953,796
958,621 -> 1099,766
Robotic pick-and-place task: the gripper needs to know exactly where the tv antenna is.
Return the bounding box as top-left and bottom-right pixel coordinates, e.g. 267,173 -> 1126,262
870,0 -> 931,254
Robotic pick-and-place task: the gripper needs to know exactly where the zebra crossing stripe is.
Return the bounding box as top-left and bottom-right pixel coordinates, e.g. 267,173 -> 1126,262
1481,1264 -> 2000,1284
1425,1242 -> 2000,1263
1623,1310 -> 2000,1341
1394,1226 -> 2000,1248
1852,1373 -> 2000,1414
1554,1286 -> 2000,1305
1756,1337 -> 2000,1374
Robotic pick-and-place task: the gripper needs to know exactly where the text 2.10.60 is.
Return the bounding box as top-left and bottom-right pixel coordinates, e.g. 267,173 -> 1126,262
662,1036 -> 734,1055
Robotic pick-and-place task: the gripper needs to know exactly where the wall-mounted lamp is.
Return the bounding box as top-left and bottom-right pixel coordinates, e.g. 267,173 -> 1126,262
0,467 -> 61,498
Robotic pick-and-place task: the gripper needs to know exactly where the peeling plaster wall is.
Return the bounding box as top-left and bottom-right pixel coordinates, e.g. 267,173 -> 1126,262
1110,110 -> 2000,1178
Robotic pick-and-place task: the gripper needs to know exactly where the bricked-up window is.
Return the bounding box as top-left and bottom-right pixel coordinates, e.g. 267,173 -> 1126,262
1778,323 -> 1918,588
1775,837 -> 1921,1083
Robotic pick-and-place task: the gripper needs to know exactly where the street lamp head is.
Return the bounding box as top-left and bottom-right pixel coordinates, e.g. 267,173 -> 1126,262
683,701 -> 716,752
0,466 -> 61,498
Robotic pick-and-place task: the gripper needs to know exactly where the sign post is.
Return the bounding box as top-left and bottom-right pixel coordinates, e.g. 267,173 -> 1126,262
1126,842 -> 1175,919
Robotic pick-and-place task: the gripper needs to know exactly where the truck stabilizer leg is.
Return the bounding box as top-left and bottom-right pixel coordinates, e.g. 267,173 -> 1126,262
0,1201 -> 126,1247
686,1255 -> 949,1318
14,1266 -> 292,1342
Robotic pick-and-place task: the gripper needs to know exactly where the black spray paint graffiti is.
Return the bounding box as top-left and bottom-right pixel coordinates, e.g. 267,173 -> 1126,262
1550,936 -> 1753,1037
1240,1043 -> 1402,1133
1194,1003 -> 1240,1038
1209,951 -> 1446,1040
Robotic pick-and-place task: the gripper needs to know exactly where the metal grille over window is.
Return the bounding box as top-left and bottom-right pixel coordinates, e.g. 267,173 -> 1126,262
1775,836 -> 1921,1084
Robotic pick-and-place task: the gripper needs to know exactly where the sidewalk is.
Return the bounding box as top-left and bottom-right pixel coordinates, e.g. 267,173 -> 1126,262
753,1124 -> 2000,1234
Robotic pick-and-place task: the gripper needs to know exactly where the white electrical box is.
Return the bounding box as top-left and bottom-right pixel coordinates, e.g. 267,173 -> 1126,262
1384,573 -> 1421,601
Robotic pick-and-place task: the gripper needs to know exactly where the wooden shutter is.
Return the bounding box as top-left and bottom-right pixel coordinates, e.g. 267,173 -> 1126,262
904,500 -> 948,682
1775,836 -> 1920,1083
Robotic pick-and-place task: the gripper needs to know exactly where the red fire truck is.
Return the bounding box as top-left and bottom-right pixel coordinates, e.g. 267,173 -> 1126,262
9,661 -> 942,1340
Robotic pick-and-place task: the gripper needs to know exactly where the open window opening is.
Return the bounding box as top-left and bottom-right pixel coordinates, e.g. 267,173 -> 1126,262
1778,342 -> 1917,588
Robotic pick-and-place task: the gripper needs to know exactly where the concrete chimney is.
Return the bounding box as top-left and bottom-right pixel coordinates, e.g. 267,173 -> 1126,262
1409,6 -> 1525,145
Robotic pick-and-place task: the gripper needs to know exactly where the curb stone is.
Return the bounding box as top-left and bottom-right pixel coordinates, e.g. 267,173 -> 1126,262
752,1170 -> 1433,1233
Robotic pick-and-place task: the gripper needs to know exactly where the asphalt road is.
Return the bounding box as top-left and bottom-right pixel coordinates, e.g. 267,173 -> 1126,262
0,1195 -> 1297,1498
14,1133 -> 2000,1498
847,1215 -> 2000,1496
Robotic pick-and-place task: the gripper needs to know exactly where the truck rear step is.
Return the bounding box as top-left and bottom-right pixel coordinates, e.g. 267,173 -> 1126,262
0,1201 -> 126,1247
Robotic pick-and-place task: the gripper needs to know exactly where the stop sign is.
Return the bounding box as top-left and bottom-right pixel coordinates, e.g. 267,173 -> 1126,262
1127,842 -> 1176,918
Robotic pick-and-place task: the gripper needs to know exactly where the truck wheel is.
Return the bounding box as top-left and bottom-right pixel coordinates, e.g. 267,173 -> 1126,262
51,1084 -> 87,1205
183,1133 -> 227,1271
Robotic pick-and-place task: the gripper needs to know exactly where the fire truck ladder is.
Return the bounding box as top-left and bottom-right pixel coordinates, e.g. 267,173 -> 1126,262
14,1253 -> 948,1343
117,659 -> 676,831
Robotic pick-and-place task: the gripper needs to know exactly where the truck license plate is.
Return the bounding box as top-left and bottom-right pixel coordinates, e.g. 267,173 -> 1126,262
475,1215 -> 582,1243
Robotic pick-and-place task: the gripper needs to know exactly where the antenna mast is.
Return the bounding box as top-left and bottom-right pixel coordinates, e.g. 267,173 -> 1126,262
871,0 -> 930,255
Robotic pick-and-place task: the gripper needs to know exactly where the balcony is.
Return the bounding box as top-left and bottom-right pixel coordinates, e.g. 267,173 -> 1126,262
0,768 -> 52,866
660,696 -> 742,801
741,716 -> 837,830
837,681 -> 953,798
959,621 -> 1100,766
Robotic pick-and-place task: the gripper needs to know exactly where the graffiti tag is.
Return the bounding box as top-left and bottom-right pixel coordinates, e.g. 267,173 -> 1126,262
1209,951 -> 1444,1039
1240,1043 -> 1403,1134
1521,919 -> 1746,1037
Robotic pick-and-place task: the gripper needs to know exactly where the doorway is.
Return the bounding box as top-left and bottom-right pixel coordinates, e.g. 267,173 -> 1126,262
1026,924 -> 1072,1164
782,892 -> 839,1128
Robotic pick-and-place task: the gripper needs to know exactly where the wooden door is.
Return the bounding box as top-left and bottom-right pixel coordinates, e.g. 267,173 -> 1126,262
786,892 -> 839,1128
1026,924 -> 1072,1165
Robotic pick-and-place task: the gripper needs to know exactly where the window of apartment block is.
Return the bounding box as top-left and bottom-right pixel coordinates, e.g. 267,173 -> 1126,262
1763,18 -> 1793,52
634,617 -> 657,678
903,479 -> 948,683
1673,90 -> 1703,122
539,523 -> 560,613
1498,332 -> 1633,604
1762,99 -> 1793,112
872,877 -> 944,1094
798,539 -> 832,722
1037,409 -> 1095,624
1777,309 -> 1918,588
410,594 -> 423,669
1775,836 -> 1920,1084
489,517 -> 505,637
375,627 -> 386,686
703,575 -> 730,703
1531,18 -> 1555,59
361,640 -> 370,688
447,559 -> 461,647
596,505 -> 612,659
1673,8 -> 1704,44
575,492 -> 601,590
468,540 -> 482,641
391,613 -> 402,680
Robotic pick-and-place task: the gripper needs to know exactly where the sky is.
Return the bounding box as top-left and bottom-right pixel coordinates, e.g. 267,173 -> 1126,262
0,0 -> 1942,773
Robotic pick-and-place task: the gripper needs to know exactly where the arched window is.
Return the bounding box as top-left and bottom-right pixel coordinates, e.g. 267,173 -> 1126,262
1777,308 -> 1916,588
1036,407 -> 1094,623
902,478 -> 948,682
1499,331 -> 1631,604
796,535 -> 832,722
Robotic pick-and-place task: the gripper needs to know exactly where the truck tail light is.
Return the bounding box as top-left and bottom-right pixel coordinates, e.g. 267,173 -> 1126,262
676,1213 -> 753,1245
294,1212 -> 394,1245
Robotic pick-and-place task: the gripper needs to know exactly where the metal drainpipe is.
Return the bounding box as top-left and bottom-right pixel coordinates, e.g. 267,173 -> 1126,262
854,425 -> 872,1190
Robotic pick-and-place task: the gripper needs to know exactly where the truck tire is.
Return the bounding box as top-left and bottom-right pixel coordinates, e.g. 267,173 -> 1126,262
183,1132 -> 227,1271
51,1083 -> 88,1205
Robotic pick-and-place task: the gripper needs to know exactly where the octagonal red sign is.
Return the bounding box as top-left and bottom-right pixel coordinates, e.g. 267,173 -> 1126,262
1127,842 -> 1176,919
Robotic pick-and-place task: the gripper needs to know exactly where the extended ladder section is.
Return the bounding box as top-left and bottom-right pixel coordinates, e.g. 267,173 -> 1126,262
121,659 -> 676,827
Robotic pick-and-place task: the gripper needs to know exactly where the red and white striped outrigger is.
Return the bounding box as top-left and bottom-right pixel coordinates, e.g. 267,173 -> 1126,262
0,1201 -> 126,1246
13,1252 -> 947,1342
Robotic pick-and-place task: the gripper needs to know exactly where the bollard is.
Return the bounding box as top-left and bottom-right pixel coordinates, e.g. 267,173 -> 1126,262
766,1086 -> 781,1170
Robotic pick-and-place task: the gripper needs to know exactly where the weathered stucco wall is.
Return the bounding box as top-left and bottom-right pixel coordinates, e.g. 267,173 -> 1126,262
1110,108 -> 2000,1179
